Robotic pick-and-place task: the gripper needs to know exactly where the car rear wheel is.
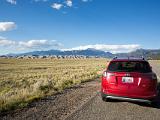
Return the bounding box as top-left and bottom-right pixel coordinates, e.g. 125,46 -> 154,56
102,96 -> 107,101
150,100 -> 157,106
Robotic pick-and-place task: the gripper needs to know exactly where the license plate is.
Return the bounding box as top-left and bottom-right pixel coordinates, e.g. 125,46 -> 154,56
122,77 -> 134,83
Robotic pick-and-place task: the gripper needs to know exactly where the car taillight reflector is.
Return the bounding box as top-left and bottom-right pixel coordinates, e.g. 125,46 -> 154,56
103,72 -> 115,77
103,71 -> 107,77
107,73 -> 115,79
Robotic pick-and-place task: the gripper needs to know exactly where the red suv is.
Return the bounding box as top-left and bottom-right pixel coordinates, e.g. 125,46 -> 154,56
101,57 -> 158,104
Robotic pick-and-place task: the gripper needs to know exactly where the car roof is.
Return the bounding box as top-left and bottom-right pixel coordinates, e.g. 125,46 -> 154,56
111,57 -> 147,62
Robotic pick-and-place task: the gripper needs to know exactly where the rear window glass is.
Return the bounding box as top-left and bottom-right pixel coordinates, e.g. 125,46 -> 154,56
108,61 -> 152,73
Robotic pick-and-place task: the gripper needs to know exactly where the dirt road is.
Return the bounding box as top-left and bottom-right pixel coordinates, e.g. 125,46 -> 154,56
1,61 -> 160,120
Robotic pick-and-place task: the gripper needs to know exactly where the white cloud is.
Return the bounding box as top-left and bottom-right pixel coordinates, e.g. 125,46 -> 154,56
66,0 -> 72,7
51,0 -> 73,10
0,40 -> 15,46
0,38 -> 141,54
0,22 -> 16,32
62,44 -> 141,53
0,38 -> 62,54
19,40 -> 61,49
51,3 -> 63,10
5,0 -> 91,10
0,37 -> 15,46
6,0 -> 16,5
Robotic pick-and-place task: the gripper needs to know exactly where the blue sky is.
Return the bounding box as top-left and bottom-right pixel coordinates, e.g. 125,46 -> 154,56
0,0 -> 160,54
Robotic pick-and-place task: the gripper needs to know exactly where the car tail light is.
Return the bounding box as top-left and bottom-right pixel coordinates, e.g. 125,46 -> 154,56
103,71 -> 107,77
102,72 -> 116,84
106,73 -> 115,79
103,72 -> 115,78
107,73 -> 116,84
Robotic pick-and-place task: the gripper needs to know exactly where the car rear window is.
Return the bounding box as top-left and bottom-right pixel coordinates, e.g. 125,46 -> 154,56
108,61 -> 152,73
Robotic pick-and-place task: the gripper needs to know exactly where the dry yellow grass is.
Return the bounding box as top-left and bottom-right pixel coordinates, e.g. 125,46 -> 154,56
0,58 -> 108,112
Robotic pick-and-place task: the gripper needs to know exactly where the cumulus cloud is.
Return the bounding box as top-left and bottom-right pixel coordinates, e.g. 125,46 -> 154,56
0,37 -> 16,46
0,22 -> 16,32
5,0 -> 92,10
51,0 -> 73,10
6,0 -> 16,5
4,0 -> 91,11
51,3 -> 63,10
0,38 -> 62,53
62,44 -> 141,53
19,40 -> 62,49
0,40 -> 15,46
0,38 -> 141,54
66,0 -> 73,7
50,0 -> 91,10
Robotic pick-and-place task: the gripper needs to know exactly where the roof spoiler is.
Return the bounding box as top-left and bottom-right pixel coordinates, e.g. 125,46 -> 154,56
113,56 -> 117,59
112,56 -> 145,60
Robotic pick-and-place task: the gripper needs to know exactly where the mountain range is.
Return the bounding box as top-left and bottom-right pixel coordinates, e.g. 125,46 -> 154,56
6,48 -> 160,59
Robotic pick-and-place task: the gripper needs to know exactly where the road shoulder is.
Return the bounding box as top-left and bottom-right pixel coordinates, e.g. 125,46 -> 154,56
1,79 -> 101,120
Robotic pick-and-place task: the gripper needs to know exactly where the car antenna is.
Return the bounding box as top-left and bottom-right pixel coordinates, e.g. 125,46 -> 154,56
141,56 -> 145,60
113,56 -> 117,59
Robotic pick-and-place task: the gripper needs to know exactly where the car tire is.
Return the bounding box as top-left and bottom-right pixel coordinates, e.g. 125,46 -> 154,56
148,97 -> 157,107
150,100 -> 157,106
102,96 -> 107,101
101,92 -> 106,101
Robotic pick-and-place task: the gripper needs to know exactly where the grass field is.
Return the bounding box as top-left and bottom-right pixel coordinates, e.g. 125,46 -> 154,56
149,60 -> 160,80
0,58 -> 108,112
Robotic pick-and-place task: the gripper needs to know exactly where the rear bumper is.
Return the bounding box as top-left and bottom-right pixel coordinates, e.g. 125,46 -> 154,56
106,95 -> 151,103
101,92 -> 157,103
102,88 -> 158,100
